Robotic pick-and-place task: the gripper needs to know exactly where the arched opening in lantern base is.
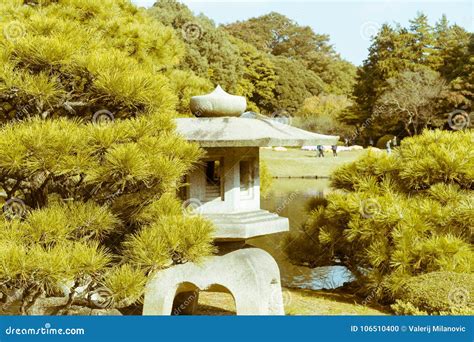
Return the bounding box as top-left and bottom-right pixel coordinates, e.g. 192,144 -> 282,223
171,282 -> 236,315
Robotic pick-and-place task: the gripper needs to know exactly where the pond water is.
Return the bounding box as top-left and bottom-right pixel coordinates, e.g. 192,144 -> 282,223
249,178 -> 354,290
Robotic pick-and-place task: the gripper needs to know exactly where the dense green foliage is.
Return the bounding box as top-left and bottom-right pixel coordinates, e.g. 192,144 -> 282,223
285,130 -> 473,310
231,36 -> 277,113
294,94 -> 352,136
148,3 -> 470,138
391,272 -> 474,315
150,2 -> 356,118
0,0 -> 214,314
224,12 -> 356,97
343,14 -> 473,142
150,0 -> 278,113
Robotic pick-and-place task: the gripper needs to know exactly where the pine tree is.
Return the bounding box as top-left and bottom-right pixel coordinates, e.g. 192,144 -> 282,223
409,13 -> 437,67
0,0 -> 214,314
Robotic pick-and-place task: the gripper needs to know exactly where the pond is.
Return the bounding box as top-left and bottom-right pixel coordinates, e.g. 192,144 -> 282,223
249,178 -> 354,290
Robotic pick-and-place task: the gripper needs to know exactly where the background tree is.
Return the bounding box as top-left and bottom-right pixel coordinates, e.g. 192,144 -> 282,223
434,17 -> 473,112
343,13 -> 472,143
150,0 -> 241,94
374,69 -> 446,136
294,94 -> 352,135
224,12 -> 356,97
231,37 -> 277,113
149,3 -> 356,117
0,0 -> 214,314
269,57 -> 325,114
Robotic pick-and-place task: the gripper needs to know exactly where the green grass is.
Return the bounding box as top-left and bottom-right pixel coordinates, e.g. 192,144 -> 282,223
261,148 -> 365,178
284,288 -> 388,315
197,288 -> 389,315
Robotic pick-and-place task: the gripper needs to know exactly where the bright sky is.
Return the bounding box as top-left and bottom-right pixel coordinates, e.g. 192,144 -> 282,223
132,0 -> 473,66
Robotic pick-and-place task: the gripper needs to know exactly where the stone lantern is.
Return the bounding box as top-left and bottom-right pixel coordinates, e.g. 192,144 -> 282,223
143,86 -> 339,315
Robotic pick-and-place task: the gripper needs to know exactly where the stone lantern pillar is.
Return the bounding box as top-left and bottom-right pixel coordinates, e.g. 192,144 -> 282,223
142,86 -> 339,315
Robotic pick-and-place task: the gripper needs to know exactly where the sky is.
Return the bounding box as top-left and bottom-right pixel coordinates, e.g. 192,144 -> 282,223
132,0 -> 473,66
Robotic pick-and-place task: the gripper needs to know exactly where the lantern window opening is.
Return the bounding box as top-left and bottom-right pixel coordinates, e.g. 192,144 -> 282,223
204,159 -> 224,201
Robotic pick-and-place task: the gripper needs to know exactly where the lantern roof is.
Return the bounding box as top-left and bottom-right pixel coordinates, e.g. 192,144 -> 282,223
175,114 -> 339,147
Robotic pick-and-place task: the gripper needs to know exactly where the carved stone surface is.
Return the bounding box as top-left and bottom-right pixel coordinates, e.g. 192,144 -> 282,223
204,210 -> 289,240
190,85 -> 247,117
175,117 -> 340,147
143,248 -> 284,315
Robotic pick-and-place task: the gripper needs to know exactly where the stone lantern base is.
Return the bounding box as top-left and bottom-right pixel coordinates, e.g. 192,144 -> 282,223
142,248 -> 284,315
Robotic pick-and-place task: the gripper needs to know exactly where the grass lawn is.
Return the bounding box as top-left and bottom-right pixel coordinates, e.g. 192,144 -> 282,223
261,148 -> 366,178
197,288 -> 388,315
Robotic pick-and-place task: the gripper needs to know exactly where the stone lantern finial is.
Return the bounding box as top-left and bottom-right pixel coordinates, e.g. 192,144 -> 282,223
190,85 -> 247,117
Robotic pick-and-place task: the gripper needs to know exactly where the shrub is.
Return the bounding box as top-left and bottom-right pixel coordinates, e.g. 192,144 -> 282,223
285,130 -> 474,308
392,272 -> 474,315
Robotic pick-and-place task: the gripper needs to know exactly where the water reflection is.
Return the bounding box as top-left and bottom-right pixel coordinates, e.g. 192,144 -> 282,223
249,178 -> 354,290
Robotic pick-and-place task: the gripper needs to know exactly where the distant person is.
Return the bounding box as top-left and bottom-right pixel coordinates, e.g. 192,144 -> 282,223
386,140 -> 392,155
392,136 -> 397,146
316,145 -> 325,158
369,137 -> 374,146
331,145 -> 338,157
